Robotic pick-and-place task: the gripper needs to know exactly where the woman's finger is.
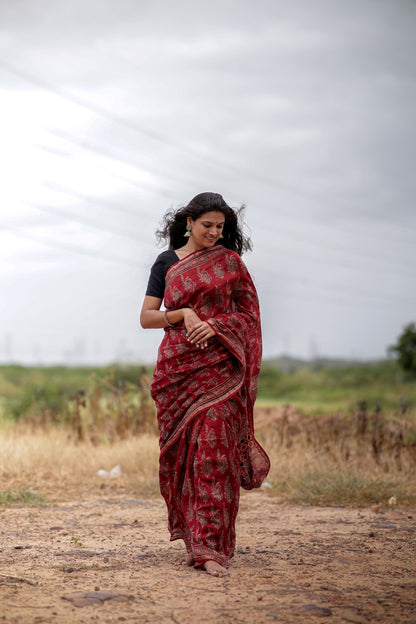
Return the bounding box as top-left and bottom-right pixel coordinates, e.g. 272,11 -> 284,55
187,322 -> 215,344
186,324 -> 200,335
193,330 -> 212,343
188,332 -> 201,342
187,324 -> 207,340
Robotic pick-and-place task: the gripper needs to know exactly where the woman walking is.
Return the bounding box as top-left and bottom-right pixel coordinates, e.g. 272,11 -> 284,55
140,192 -> 270,577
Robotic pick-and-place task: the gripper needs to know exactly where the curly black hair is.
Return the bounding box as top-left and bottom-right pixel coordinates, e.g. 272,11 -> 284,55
156,192 -> 252,256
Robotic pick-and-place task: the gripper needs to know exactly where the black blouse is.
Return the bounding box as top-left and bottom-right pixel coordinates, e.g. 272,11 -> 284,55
145,250 -> 179,299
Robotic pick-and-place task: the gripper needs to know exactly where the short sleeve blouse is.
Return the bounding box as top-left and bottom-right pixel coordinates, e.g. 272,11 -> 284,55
145,250 -> 179,299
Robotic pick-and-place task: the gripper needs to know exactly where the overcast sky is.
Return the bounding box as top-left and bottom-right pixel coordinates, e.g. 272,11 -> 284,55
0,0 -> 415,365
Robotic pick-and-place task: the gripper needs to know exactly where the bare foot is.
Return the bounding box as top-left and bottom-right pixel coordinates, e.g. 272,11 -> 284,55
174,552 -> 195,567
203,560 -> 229,577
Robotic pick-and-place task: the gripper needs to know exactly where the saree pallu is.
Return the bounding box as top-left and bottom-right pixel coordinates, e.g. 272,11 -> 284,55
151,245 -> 270,568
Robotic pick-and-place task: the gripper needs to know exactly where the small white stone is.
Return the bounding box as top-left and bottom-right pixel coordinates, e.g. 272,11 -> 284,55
110,465 -> 122,478
97,469 -> 110,479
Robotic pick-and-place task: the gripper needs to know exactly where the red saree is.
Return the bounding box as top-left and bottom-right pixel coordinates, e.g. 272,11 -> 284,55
151,245 -> 270,568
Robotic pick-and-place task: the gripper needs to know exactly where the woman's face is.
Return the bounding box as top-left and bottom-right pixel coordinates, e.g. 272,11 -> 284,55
188,211 -> 225,250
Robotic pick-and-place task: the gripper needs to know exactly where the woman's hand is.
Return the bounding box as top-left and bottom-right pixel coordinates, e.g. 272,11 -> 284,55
183,309 -> 216,349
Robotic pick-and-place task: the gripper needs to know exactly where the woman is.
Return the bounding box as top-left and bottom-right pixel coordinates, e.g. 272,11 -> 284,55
140,192 -> 270,577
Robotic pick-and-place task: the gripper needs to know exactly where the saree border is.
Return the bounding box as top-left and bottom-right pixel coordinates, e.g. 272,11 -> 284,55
165,245 -> 226,289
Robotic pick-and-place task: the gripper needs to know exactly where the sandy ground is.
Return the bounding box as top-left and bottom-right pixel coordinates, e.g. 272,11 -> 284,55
0,491 -> 415,624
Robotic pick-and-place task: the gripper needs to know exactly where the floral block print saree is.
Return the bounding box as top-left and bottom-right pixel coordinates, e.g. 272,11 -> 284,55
151,245 -> 270,569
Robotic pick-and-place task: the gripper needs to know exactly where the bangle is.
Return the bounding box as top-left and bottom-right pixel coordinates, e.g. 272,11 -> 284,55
163,310 -> 175,327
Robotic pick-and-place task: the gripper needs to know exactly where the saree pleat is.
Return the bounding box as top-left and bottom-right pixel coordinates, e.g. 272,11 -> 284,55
151,245 -> 270,568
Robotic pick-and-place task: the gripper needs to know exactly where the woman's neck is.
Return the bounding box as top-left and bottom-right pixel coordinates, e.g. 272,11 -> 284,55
174,242 -> 202,258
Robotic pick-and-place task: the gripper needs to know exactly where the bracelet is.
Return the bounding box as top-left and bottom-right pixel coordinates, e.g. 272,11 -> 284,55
163,310 -> 175,327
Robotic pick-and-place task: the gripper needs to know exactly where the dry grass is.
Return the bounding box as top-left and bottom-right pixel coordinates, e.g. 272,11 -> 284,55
1,405 -> 415,508
257,406 -> 416,506
263,440 -> 415,506
0,425 -> 160,502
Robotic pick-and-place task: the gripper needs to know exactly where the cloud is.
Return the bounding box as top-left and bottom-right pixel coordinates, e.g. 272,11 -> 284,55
0,0 -> 415,363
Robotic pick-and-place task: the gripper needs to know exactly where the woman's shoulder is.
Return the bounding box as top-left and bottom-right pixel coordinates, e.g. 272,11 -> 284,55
155,249 -> 177,260
145,250 -> 178,298
152,249 -> 178,265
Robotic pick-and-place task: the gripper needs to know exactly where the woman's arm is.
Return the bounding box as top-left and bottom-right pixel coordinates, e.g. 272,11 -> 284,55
140,296 -> 185,328
140,296 -> 215,348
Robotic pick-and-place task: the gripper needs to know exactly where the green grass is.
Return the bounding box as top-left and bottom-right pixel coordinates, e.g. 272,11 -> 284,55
258,360 -> 416,417
0,364 -> 154,426
0,486 -> 49,507
0,360 -> 415,425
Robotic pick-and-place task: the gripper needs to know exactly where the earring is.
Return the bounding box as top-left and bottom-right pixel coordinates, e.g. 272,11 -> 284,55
219,234 -> 224,239
184,224 -> 192,237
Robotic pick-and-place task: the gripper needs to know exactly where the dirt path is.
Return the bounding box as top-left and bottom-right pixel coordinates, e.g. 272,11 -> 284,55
0,491 -> 415,624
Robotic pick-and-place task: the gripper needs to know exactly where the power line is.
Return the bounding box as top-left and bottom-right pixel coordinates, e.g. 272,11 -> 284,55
249,261 -> 416,308
2,226 -> 139,269
258,282 -> 413,311
0,215 -> 59,229
36,136 -> 177,202
4,56 -> 412,231
35,134 -> 416,279
29,180 -> 416,284
250,208 -> 416,273
0,60 -> 180,153
252,235 -> 415,280
46,129 -> 191,198
45,181 -> 415,283
27,200 -> 150,244
44,130 -> 415,254
44,181 -> 160,222
0,58 -> 250,194
2,221 -> 415,311
2,208 -> 411,306
3,53 -> 407,264
6,206 -> 412,307
2,59 -> 415,280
